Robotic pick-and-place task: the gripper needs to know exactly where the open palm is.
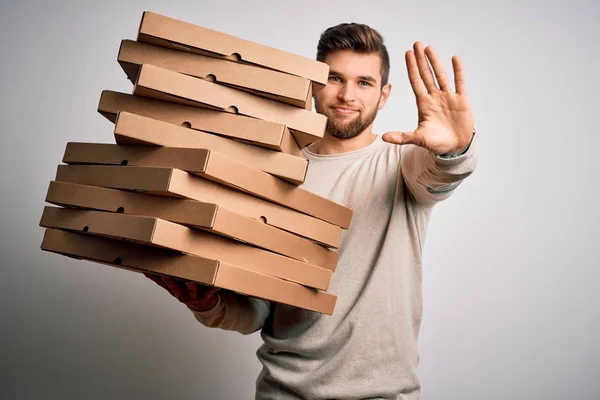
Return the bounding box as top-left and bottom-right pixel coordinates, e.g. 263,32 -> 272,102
382,41 -> 475,155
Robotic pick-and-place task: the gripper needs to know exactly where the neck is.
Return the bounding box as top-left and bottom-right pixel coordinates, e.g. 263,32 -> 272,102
307,129 -> 377,155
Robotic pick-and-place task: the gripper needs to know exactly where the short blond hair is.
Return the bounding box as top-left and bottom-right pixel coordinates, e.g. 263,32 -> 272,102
316,23 -> 390,86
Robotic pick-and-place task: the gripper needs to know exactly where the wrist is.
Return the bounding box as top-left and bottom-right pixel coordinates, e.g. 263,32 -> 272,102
437,128 -> 476,158
187,295 -> 219,313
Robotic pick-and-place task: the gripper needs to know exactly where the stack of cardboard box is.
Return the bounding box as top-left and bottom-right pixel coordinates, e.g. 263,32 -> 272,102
38,11 -> 353,316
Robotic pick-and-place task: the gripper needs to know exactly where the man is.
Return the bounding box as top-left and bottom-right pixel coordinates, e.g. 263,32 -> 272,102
145,22 -> 478,399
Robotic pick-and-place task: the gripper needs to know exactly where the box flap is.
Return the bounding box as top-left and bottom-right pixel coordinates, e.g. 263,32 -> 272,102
170,167 -> 344,247
114,111 -> 307,184
41,208 -> 331,290
133,63 -> 326,148
45,181 -> 218,229
204,150 -> 353,229
118,39 -> 312,109
54,164 -> 342,248
41,229 -> 335,314
214,263 -> 337,315
39,206 -> 159,244
62,142 -> 211,174
98,91 -> 300,155
41,228 -> 219,285
214,208 -> 339,269
54,164 -> 182,197
137,11 -> 328,93
60,141 -> 352,229
45,181 -> 340,268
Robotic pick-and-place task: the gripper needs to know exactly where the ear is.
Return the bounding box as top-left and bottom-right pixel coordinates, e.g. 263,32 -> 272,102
378,82 -> 392,111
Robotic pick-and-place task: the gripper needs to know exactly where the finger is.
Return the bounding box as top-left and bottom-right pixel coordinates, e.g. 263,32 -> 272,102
452,55 -> 466,94
144,273 -> 175,295
186,281 -> 198,299
413,41 -> 437,93
144,272 -> 161,284
381,131 -> 422,147
162,277 -> 188,301
405,50 -> 427,97
201,286 -> 221,299
424,46 -> 450,92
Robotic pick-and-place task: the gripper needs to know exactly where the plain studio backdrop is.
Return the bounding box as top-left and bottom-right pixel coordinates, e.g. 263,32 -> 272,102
1,0 -> 598,399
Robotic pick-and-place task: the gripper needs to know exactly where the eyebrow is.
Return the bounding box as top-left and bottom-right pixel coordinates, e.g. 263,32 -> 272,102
329,70 -> 378,84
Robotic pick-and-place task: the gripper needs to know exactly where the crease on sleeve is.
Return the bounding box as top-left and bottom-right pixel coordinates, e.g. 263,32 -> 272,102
401,130 -> 479,206
188,291 -> 272,335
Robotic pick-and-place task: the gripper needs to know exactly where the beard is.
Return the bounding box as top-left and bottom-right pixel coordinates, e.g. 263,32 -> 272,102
317,102 -> 379,140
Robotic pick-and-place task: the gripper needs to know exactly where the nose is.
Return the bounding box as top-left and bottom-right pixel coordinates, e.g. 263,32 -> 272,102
337,82 -> 357,103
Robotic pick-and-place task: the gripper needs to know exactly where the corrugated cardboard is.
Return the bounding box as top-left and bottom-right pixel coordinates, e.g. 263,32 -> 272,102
98,90 -> 301,156
133,63 -> 326,148
118,39 -> 313,110
113,111 -> 306,185
53,165 -> 343,248
41,229 -> 336,315
45,181 -> 340,269
137,11 -> 328,94
39,206 -> 332,291
62,142 -> 353,229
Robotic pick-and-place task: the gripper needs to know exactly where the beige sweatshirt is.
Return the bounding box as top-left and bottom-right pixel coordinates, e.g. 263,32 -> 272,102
190,132 -> 479,399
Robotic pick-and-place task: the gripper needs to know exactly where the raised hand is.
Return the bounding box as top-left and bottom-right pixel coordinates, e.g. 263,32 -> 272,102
382,41 -> 475,155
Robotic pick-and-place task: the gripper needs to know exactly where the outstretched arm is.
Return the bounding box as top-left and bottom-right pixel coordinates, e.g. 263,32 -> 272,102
383,41 -> 478,205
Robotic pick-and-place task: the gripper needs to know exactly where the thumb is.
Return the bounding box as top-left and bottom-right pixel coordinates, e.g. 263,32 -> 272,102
382,131 -> 420,146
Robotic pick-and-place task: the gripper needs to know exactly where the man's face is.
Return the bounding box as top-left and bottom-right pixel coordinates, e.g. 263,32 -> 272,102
314,50 -> 391,140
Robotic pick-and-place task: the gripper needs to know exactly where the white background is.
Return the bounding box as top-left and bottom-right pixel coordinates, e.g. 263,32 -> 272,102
1,0 -> 598,399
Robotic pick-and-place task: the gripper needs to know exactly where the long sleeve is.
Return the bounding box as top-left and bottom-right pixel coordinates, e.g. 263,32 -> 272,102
188,291 -> 272,335
401,131 -> 479,206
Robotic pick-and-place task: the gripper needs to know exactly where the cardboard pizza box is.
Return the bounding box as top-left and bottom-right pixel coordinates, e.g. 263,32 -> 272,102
45,181 -> 340,269
113,111 -> 306,185
53,165 -> 343,248
41,229 -> 336,315
133,63 -> 326,148
118,39 -> 313,109
39,206 -> 332,291
61,142 -> 353,229
98,91 -> 301,156
137,11 -> 328,94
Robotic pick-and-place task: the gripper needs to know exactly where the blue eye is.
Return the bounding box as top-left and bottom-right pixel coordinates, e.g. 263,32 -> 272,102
329,76 -> 341,82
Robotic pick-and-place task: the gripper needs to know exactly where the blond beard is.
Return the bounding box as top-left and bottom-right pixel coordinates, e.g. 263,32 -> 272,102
317,103 -> 379,140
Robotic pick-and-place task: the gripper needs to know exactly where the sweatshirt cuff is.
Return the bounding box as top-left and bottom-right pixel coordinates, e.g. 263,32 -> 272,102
436,128 -> 477,160
187,292 -> 223,318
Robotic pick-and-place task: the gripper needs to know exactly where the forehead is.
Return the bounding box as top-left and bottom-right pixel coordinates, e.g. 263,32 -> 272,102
323,50 -> 382,79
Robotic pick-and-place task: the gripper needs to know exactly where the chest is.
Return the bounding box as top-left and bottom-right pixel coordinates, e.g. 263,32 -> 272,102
300,148 -> 402,217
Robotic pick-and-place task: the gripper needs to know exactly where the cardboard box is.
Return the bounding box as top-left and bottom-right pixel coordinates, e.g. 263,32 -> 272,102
113,111 -> 307,185
54,165 -> 343,248
137,11 -> 328,94
41,229 -> 336,314
62,142 -> 353,229
39,206 -> 332,291
45,181 -> 340,269
133,63 -> 326,148
98,91 -> 301,156
118,40 -> 313,110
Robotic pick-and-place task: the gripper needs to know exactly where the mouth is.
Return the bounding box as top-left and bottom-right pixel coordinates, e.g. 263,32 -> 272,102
331,106 -> 359,115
